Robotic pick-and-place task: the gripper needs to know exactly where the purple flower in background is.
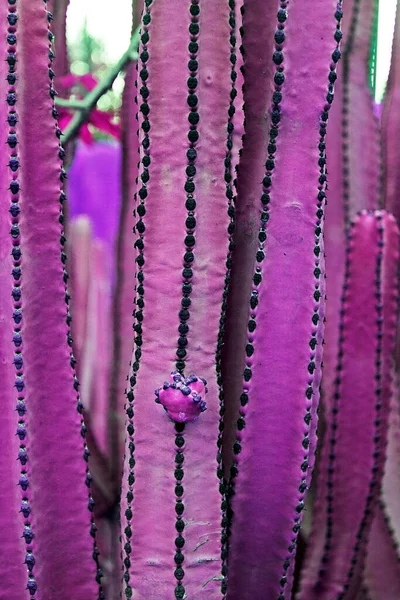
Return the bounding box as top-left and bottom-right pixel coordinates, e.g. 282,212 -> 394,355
68,141 -> 122,253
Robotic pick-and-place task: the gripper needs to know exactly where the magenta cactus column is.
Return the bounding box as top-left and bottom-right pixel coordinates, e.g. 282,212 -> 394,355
0,1 -> 29,596
298,211 -> 400,600
120,1 -> 235,598
225,1 -> 342,599
0,1 -> 103,598
221,0 -> 277,478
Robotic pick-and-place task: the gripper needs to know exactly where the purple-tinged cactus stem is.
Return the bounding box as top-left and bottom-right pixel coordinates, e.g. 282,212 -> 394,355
14,1 -> 103,597
298,211 -> 400,600
120,0 -> 235,597
0,1 -> 31,596
226,1 -> 341,598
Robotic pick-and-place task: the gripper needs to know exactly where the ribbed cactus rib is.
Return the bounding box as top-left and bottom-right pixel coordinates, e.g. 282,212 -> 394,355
46,0 -> 69,76
120,0 -> 234,597
298,211 -> 400,600
323,0 -> 380,421
15,1 -> 102,597
0,2 -> 33,597
221,0 -> 277,481
109,62 -> 138,482
225,2 -> 341,599
383,0 -> 400,221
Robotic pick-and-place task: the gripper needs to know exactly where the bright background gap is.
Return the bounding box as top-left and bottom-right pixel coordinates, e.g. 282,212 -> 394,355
66,0 -> 397,102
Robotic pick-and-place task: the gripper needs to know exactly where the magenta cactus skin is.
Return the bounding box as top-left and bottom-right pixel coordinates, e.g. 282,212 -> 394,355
120,1 -> 235,598
298,211 -> 400,600
46,0 -> 69,76
224,1 -> 340,598
0,1 -> 28,594
221,0 -> 277,477
323,0 -> 381,419
365,386 -> 400,596
0,1 -> 102,597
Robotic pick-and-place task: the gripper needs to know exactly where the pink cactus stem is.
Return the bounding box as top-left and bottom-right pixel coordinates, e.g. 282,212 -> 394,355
298,211 -> 400,600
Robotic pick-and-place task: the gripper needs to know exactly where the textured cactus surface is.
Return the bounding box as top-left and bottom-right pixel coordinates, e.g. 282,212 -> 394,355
2,0 -> 400,598
0,1 -> 102,598
298,211 -> 400,599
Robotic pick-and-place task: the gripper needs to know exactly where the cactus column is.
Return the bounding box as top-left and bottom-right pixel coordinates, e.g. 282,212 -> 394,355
120,1 -> 235,598
0,1 -> 104,598
225,1 -> 341,598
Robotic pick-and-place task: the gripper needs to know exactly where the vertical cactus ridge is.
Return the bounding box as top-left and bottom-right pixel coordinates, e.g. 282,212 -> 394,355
213,0 -> 240,592
120,1 -> 187,595
109,61 -> 138,482
0,2 -> 33,596
225,2 -> 341,599
173,1 -> 233,596
298,211 -> 400,600
342,0 -> 380,223
46,0 -> 69,77
221,0 -> 278,480
382,0 -> 400,222
120,0 -> 233,597
13,1 -> 102,597
323,0 -> 381,421
231,0 -> 243,176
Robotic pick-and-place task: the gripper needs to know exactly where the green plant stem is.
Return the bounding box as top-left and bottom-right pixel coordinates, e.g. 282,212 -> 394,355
56,98 -> 86,110
62,26 -> 140,144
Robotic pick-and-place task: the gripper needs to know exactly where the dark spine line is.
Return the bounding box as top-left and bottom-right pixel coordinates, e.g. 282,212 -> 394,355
123,0 -> 153,595
7,2 -> 37,596
337,214 -> 384,599
226,0 -> 290,530
173,423 -> 186,599
171,2 -> 201,593
175,0 -> 200,374
316,217 -> 351,587
43,1 -> 104,596
341,0 -> 361,229
277,5 -> 343,597
217,0 -> 238,595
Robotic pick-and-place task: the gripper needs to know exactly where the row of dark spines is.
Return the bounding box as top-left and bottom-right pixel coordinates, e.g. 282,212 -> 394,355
6,2 -> 38,596
221,2 -> 344,597
122,1 -> 154,596
276,5 -> 344,596
43,0 -> 104,595
216,0 -> 240,595
315,213 -> 386,597
340,0 -> 361,228
223,2 -> 291,587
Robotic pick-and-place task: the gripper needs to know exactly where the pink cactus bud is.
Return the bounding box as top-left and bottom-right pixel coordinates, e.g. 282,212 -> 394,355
155,372 -> 207,423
